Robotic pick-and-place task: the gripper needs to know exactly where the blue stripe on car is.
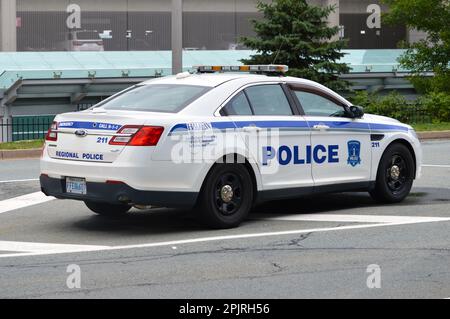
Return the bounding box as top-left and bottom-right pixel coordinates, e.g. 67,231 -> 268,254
369,123 -> 409,132
169,121 -> 408,134
58,121 -> 122,131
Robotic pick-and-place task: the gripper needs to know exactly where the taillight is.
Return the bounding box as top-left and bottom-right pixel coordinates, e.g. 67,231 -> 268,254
129,126 -> 165,146
109,125 -> 164,146
45,121 -> 58,142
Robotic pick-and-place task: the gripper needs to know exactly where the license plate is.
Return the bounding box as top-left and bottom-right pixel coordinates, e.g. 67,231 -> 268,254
66,177 -> 87,195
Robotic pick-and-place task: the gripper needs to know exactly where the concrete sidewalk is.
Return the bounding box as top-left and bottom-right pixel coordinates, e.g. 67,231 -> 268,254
0,148 -> 42,160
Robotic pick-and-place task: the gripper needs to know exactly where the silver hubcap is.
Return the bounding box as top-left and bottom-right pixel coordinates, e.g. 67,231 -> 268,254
390,165 -> 400,180
220,185 -> 234,203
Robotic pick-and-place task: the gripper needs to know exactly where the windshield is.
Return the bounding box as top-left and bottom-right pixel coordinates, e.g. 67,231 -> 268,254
99,84 -> 211,113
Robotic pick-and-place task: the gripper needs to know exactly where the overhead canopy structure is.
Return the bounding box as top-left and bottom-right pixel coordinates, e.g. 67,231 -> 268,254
0,49 -> 422,120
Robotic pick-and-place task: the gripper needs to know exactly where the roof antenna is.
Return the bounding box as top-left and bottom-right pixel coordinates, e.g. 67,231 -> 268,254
271,36 -> 285,65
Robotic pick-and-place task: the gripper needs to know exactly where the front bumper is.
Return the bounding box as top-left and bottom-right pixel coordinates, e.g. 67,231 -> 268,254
40,175 -> 198,208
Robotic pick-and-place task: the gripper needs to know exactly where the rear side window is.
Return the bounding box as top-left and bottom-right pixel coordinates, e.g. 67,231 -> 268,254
100,84 -> 211,113
222,92 -> 253,115
245,85 -> 293,116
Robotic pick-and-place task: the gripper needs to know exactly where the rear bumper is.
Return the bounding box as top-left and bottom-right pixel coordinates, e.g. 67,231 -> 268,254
40,175 -> 198,208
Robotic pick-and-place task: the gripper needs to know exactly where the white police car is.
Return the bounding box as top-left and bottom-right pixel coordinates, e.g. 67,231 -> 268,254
40,65 -> 422,229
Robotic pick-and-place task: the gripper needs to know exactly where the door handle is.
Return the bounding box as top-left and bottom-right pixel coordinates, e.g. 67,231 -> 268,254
243,126 -> 262,133
313,124 -> 330,130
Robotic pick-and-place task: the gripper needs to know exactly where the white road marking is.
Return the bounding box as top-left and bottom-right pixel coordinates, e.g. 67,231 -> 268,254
258,214 -> 450,224
0,192 -> 54,215
0,215 -> 449,259
0,241 -> 108,253
0,178 -> 39,184
422,164 -> 450,168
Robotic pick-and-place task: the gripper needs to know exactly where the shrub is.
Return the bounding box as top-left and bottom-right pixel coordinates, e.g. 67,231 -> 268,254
418,92 -> 450,123
349,90 -> 450,124
350,91 -> 413,122
365,92 -> 410,122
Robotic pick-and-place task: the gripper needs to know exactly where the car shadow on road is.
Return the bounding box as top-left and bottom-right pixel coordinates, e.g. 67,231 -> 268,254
70,187 -> 447,235
254,186 -> 449,214
72,207 -> 205,235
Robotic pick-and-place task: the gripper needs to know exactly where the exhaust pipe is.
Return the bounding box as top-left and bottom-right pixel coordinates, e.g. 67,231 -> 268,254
133,205 -> 153,210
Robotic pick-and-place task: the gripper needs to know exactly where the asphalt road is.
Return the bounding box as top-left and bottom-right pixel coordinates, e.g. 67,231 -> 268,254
0,140 -> 449,299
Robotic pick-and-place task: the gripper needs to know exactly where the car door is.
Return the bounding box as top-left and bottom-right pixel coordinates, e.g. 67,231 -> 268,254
289,84 -> 371,187
221,83 -> 313,193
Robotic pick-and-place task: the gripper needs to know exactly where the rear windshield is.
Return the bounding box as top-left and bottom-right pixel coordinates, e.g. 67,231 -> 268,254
99,84 -> 211,113
76,32 -> 101,40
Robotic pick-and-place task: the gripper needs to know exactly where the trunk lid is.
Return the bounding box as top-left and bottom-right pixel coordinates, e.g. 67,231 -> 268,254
47,109 -> 151,163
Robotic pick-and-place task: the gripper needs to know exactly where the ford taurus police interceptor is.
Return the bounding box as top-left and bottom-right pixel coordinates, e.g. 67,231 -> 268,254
40,65 -> 422,229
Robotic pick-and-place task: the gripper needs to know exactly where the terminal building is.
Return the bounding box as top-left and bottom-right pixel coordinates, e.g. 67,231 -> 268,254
0,0 -> 428,142
1,0 -> 426,52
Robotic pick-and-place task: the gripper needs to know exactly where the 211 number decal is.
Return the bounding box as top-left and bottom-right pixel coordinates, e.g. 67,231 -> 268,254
97,137 -> 109,144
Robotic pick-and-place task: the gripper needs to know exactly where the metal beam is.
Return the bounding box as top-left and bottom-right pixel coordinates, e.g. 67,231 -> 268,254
21,77 -> 152,86
0,77 -> 19,142
172,0 -> 183,75
0,79 -> 21,119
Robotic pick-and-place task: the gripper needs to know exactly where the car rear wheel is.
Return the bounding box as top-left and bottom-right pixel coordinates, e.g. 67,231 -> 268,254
196,164 -> 254,229
369,143 -> 415,203
84,201 -> 131,216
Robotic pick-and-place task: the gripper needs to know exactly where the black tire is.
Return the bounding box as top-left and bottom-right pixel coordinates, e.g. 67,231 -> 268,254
196,164 -> 254,229
84,201 -> 131,216
370,143 -> 415,203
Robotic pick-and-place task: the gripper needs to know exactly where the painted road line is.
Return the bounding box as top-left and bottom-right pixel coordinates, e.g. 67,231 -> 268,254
0,241 -> 109,254
422,164 -> 450,168
1,216 -> 450,259
257,214 -> 450,224
0,178 -> 39,184
0,192 -> 54,215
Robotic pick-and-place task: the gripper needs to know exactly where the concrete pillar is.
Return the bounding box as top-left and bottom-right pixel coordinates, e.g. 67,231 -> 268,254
325,0 -> 340,42
172,0 -> 183,75
0,0 -> 17,52
408,28 -> 428,44
0,103 -> 12,143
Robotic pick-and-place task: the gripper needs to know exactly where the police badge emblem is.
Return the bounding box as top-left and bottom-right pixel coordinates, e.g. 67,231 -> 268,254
347,140 -> 361,167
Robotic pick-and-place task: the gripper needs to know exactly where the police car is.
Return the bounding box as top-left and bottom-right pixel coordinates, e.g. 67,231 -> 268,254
40,65 -> 422,229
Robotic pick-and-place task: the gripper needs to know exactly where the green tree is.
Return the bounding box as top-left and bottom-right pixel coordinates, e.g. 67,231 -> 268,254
240,0 -> 350,91
383,0 -> 450,93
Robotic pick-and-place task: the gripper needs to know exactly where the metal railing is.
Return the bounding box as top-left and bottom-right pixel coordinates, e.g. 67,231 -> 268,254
0,117 -> 54,143
0,107 -> 434,144
403,105 -> 433,124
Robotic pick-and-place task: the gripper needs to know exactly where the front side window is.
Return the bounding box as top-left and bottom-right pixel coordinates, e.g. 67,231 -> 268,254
245,85 -> 293,116
294,91 -> 347,117
99,84 -> 211,113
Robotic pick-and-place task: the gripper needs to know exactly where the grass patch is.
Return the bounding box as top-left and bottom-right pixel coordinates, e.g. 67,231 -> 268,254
412,122 -> 450,132
0,139 -> 44,150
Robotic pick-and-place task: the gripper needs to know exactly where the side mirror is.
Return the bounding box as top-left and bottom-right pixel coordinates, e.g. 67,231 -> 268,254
348,105 -> 365,119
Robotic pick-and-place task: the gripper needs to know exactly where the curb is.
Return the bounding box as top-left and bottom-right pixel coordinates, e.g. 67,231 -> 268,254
1,132 -> 449,160
417,130 -> 450,141
0,148 -> 42,160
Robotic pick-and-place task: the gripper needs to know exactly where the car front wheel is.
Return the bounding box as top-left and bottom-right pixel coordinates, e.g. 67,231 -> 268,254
196,164 -> 254,229
370,143 -> 415,203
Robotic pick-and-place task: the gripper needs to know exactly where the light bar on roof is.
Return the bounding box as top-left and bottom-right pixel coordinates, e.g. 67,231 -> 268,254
194,65 -> 289,74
